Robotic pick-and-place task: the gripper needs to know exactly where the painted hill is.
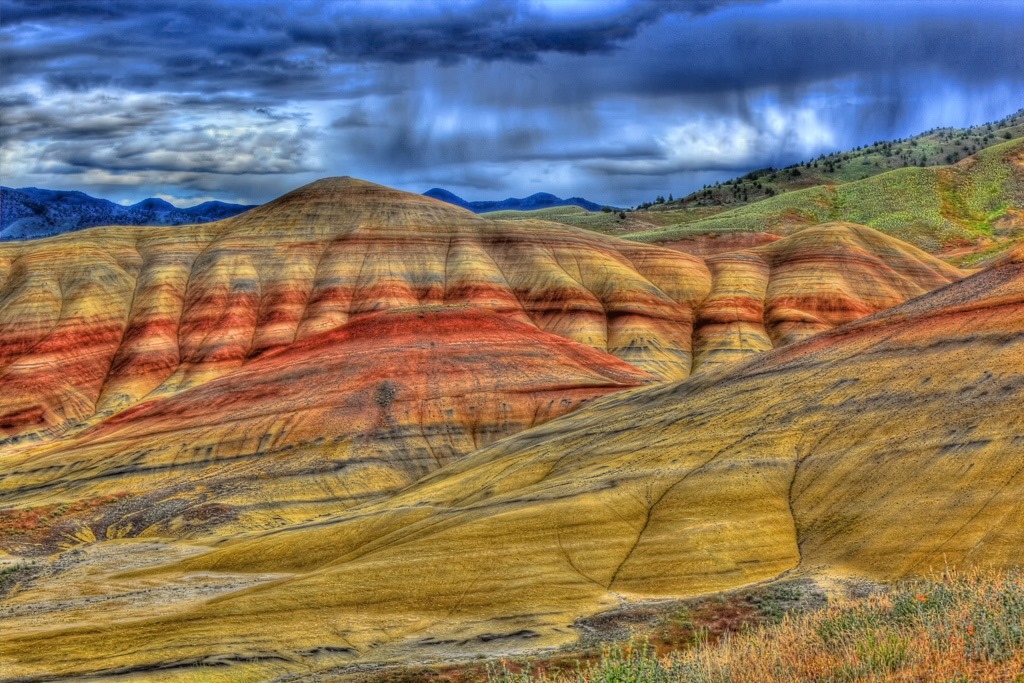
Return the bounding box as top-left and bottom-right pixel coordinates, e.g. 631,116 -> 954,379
690,222 -> 963,372
0,177 -> 713,450
0,178 -> 964,566
1,231 -> 1019,681
0,180 -> 963,455
2,175 -> 1011,682
0,306 -> 651,552
0,186 -> 256,240
423,187 -> 608,213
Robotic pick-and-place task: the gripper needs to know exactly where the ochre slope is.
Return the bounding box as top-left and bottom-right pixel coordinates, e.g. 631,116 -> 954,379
0,306 -> 650,551
0,183 -> 966,557
0,177 -> 710,449
692,222 -> 962,371
2,251 -> 1017,680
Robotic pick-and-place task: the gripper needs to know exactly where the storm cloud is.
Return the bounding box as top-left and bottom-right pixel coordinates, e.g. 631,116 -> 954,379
1,0 -> 1022,206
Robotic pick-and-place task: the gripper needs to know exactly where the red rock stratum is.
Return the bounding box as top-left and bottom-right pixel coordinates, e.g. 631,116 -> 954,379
0,178 -> 961,444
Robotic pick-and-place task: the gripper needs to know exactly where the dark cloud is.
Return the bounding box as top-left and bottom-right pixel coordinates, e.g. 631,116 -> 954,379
602,11 -> 1024,100
1,0 -> 1022,207
3,0 -> 1020,106
0,0 -> 763,97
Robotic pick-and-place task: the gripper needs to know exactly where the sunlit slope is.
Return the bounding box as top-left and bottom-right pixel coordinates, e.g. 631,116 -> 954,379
692,222 -> 962,371
0,176 -> 711,449
4,251 -> 1017,679
629,137 -> 1024,256
0,307 -> 650,552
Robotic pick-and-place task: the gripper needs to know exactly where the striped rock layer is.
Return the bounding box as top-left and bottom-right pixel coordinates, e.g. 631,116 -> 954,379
0,178 -> 963,544
0,179 -> 960,443
0,177 -> 709,447
0,307 -> 650,548
3,226 -> 1021,681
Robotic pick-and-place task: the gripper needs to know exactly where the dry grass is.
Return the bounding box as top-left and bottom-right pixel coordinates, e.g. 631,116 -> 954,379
487,569 -> 1024,683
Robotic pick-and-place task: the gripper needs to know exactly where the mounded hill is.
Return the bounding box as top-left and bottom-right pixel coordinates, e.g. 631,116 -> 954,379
0,307 -> 650,550
0,176 -> 711,449
1,233 -> 1019,681
0,179 -> 963,449
690,221 -> 962,371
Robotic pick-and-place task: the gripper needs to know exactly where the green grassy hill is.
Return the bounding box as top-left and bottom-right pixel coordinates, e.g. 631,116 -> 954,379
480,204 -> 698,236
647,107 -> 1024,213
627,137 -> 1024,261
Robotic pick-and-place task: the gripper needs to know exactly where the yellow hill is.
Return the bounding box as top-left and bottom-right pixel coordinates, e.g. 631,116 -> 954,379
2,244 -> 1019,681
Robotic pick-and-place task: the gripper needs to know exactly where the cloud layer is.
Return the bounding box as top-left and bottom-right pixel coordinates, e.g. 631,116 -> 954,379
2,0 -> 1022,206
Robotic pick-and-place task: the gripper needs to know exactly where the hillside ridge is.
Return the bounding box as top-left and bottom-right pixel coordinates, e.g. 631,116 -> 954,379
424,186 -> 608,213
0,179 -> 963,449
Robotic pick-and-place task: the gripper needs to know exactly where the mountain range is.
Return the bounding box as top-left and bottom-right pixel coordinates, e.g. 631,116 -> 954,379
0,186 -> 256,241
0,184 -> 608,241
423,187 -> 608,213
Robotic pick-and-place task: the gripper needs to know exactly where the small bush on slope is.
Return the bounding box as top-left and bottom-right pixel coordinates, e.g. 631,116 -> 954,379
487,569 -> 1024,683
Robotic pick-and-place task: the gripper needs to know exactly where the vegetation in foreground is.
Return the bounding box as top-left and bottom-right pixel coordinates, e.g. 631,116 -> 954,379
483,570 -> 1024,683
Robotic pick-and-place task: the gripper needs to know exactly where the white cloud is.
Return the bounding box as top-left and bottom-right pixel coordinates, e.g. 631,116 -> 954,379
152,193 -> 223,207
587,104 -> 836,175
0,87 -> 320,201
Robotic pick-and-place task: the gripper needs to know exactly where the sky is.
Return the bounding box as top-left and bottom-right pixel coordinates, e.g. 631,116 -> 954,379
1,0 -> 1023,208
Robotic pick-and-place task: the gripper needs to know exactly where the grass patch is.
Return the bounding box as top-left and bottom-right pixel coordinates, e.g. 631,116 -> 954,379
360,580 -> 818,683
482,569 -> 1024,683
636,108 -> 1024,215
628,138 -> 1024,254
950,239 -> 1023,269
0,559 -> 39,597
484,112 -> 1024,254
481,205 -> 717,236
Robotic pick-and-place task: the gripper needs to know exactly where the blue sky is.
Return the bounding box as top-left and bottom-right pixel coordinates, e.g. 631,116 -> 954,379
1,0 -> 1022,207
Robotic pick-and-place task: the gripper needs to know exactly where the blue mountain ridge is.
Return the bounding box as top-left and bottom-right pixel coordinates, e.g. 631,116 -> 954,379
0,186 -> 257,241
423,188 -> 612,213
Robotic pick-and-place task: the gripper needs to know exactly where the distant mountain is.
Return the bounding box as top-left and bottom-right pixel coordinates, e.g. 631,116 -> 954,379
0,186 -> 257,240
423,187 -> 609,213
